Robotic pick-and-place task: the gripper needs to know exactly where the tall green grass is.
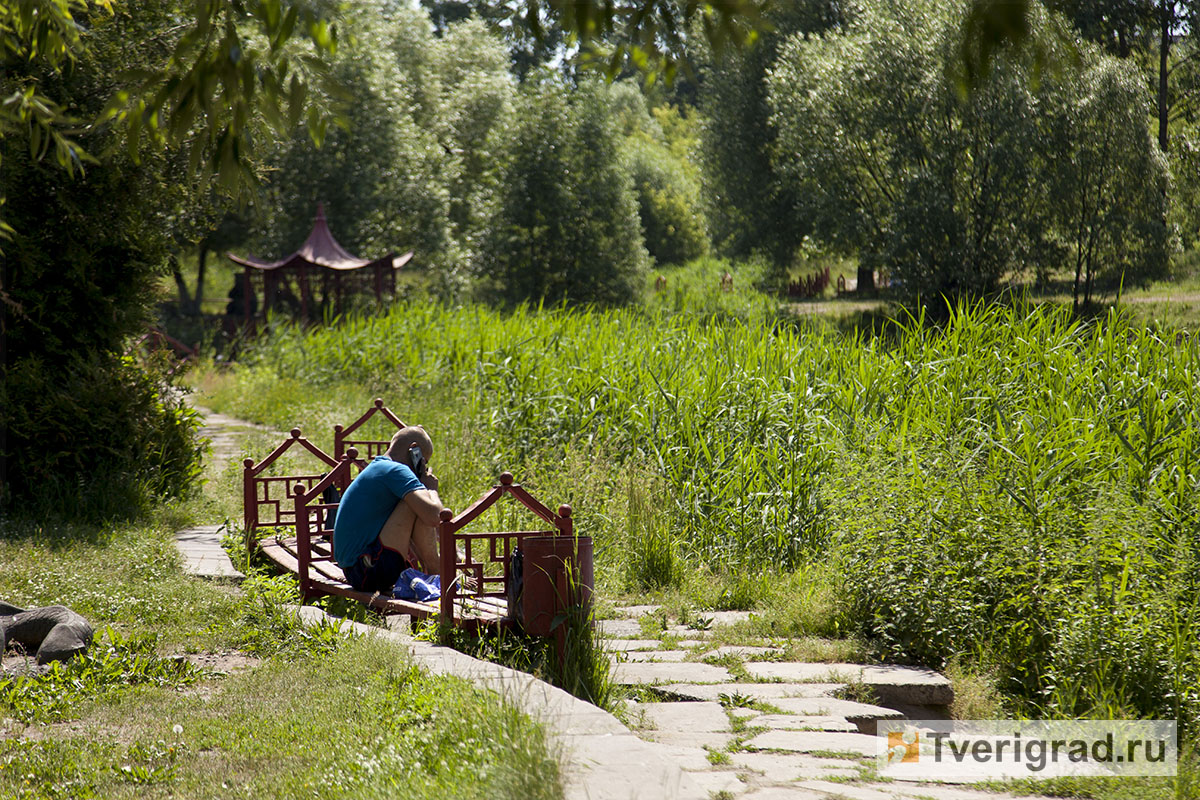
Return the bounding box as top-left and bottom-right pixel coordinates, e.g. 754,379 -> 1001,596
203,298 -> 1199,734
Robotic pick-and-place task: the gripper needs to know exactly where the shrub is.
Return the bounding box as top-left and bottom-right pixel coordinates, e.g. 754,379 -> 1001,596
1,353 -> 203,519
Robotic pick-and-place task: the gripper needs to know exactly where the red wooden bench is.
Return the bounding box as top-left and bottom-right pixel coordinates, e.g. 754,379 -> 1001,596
247,404 -> 589,633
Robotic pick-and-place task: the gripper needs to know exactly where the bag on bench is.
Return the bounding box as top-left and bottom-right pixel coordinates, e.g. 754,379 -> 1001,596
506,548 -> 524,625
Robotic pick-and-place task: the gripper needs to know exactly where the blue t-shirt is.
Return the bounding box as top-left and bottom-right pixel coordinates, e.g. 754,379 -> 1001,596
333,455 -> 425,567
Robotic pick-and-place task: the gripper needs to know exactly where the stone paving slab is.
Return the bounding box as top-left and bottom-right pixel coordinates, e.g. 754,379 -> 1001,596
641,730 -> 736,750
730,751 -> 864,781
659,683 -> 846,702
797,781 -> 898,800
614,605 -> 664,617
769,697 -> 906,721
618,650 -> 689,663
684,769 -> 747,796
605,639 -> 664,652
744,663 -> 954,706
613,662 -> 732,685
755,714 -> 861,733
739,787 -> 829,799
638,701 -> 730,733
882,784 -> 1050,800
745,730 -> 879,758
655,745 -> 715,772
597,619 -> 646,638
706,645 -> 784,659
668,624 -> 710,636
673,639 -> 709,648
175,525 -> 244,580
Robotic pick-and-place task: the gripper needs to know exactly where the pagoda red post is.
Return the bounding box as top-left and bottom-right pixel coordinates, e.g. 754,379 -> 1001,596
241,267 -> 252,327
439,507 -> 455,626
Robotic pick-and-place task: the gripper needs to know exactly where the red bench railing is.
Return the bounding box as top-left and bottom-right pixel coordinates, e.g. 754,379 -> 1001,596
334,398 -> 406,461
438,472 -> 585,631
242,428 -> 344,553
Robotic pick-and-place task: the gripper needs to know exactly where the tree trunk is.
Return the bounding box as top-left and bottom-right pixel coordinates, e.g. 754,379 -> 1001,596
194,244 -> 208,316
171,255 -> 192,310
1158,1 -> 1172,153
856,264 -> 876,295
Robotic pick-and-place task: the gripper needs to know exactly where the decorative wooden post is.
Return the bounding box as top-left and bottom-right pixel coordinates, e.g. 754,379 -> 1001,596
243,457 -> 258,557
439,507 -> 455,626
294,482 -> 311,600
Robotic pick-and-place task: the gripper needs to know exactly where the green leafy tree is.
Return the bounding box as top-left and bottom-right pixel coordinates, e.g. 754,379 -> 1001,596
612,83 -> 708,266
479,78 -> 648,306
1042,56 -> 1171,307
1,5 -> 211,512
768,0 -> 1170,303
251,10 -> 514,297
697,1 -> 845,273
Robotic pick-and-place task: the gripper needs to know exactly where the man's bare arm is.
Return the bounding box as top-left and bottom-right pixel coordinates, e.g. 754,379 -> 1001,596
403,488 -> 444,527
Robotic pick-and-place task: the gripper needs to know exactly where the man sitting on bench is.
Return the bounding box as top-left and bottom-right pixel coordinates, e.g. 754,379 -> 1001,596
333,426 -> 443,593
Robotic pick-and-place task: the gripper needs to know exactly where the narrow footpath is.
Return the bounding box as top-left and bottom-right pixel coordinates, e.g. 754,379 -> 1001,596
178,405 -> 1055,800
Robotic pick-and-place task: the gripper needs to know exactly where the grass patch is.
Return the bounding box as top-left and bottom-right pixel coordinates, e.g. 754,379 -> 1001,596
1,491 -> 563,798
1,628 -> 200,724
1,637 -> 562,800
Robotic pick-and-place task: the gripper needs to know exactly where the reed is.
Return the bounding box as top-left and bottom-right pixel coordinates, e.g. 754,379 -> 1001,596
199,297 -> 1199,734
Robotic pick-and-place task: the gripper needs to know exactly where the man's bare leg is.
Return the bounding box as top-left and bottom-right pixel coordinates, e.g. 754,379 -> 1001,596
378,501 -> 439,574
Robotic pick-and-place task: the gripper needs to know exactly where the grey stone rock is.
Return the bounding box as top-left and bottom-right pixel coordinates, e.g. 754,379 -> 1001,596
1,604 -> 94,665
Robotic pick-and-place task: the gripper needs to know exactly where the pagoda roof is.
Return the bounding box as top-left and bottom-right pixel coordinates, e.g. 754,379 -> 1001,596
227,203 -> 413,272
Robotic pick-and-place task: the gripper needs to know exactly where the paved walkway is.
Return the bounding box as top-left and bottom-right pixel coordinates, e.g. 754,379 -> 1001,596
171,403 -> 275,581
176,524 -> 243,580
596,606 -> 1054,800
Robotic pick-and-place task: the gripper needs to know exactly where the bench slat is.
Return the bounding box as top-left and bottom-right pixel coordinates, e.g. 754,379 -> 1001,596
261,537 -> 509,623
